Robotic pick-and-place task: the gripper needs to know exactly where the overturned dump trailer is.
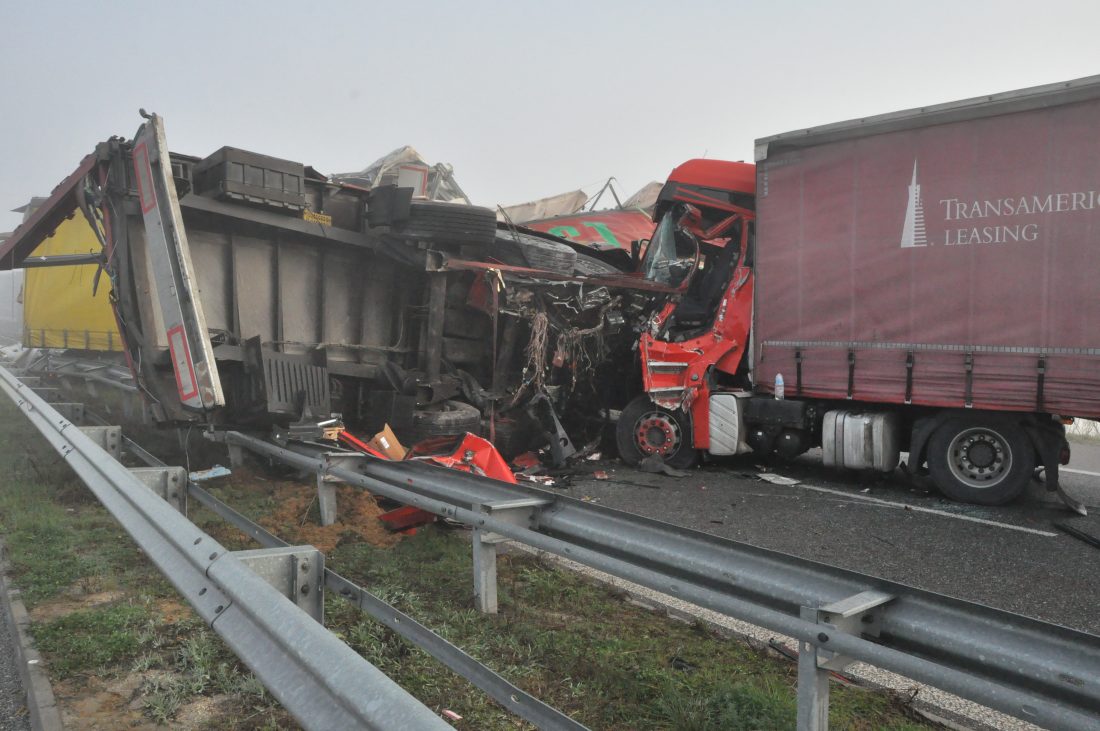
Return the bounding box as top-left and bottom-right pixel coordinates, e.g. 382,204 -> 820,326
0,113 -> 675,454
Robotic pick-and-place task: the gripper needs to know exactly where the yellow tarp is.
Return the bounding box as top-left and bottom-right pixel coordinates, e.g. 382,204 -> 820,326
23,214 -> 121,351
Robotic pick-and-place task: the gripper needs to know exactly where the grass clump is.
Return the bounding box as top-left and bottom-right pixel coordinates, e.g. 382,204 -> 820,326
33,602 -> 149,678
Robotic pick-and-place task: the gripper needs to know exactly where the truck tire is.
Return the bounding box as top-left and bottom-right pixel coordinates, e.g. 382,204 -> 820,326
390,201 -> 497,246
927,416 -> 1034,505
491,231 -> 577,274
409,400 -> 482,443
573,252 -> 621,276
615,395 -> 698,469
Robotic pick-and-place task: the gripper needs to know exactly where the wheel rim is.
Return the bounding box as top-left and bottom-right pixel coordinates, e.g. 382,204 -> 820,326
946,426 -> 1013,489
634,411 -> 682,457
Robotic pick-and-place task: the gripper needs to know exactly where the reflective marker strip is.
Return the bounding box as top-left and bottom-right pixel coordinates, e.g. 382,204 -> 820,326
167,325 -> 198,402
133,143 -> 156,214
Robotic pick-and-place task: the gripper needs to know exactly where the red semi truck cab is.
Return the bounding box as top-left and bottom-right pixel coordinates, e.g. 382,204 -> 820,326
617,76 -> 1100,511
617,160 -> 757,468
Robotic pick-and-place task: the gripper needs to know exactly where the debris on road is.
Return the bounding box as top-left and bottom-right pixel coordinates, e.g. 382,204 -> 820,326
757,473 -> 801,486
188,465 -> 232,482
639,455 -> 691,477
517,474 -> 556,487
1054,522 -> 1100,550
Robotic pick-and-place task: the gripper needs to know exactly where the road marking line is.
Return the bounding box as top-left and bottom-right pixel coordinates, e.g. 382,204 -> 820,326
1062,467 -> 1100,479
790,483 -> 1059,537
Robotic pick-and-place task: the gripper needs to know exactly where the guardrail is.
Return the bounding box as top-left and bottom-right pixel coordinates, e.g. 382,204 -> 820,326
220,430 -> 1100,731
0,365 -> 451,731
99,418 -> 585,731
8,352 -> 1100,731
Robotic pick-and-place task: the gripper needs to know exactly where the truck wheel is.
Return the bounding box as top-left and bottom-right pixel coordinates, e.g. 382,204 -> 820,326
927,417 -> 1034,505
615,395 -> 698,469
390,201 -> 498,246
409,400 -> 482,443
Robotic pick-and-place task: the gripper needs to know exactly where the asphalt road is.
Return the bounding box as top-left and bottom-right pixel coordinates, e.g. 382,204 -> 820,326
0,600 -> 29,731
562,440 -> 1100,636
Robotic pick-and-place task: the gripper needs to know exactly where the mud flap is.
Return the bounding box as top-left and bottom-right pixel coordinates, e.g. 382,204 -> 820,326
1056,483 -> 1088,517
1034,465 -> 1088,516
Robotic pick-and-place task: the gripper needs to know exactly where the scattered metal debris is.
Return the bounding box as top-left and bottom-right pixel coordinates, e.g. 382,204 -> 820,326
1053,522 -> 1100,550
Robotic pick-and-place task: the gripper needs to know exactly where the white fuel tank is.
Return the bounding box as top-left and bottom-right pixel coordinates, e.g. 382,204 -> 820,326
822,410 -> 900,472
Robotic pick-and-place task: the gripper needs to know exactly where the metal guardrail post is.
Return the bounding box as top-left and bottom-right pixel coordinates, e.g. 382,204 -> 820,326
315,453 -> 367,527
472,497 -> 551,614
78,425 -> 122,460
52,403 -> 85,423
472,506 -> 501,614
128,466 -> 187,513
0,367 -> 450,731
796,606 -> 829,731
233,546 -> 325,623
796,591 -> 894,730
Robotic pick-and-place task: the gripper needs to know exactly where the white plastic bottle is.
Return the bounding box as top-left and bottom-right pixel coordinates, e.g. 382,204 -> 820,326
774,373 -> 785,400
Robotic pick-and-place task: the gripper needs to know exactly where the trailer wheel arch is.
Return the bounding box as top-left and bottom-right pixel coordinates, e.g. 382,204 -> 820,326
911,410 -> 1058,475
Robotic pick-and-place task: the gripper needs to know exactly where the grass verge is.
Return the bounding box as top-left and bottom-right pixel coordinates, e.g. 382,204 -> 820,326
0,398 -> 935,730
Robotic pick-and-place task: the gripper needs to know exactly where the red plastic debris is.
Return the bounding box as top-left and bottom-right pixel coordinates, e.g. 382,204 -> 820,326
378,504 -> 436,532
416,433 -> 517,484
511,451 -> 541,470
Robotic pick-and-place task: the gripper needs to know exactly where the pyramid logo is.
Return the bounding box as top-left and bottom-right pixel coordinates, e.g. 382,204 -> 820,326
900,160 -> 928,248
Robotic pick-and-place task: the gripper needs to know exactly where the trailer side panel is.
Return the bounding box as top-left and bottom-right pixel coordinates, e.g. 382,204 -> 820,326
754,94 -> 1100,418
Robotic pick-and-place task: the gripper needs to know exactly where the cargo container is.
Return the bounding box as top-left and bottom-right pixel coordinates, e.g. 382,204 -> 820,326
616,75 -> 1100,508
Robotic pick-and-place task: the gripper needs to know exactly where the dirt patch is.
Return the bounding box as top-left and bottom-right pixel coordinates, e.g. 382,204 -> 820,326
56,674 -> 161,730
174,693 -> 236,728
29,589 -> 127,622
260,484 -> 403,553
155,598 -> 191,625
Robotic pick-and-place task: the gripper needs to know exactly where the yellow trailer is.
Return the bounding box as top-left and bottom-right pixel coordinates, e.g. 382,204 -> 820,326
22,213 -> 120,351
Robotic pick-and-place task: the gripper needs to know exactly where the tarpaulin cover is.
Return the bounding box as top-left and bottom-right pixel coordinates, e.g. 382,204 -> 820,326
499,190 -> 588,224
23,215 -> 120,351
754,98 -> 1100,418
332,145 -> 471,204
523,209 -> 656,250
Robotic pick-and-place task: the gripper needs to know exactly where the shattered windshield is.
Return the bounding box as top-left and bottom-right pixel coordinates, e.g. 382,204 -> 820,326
641,210 -> 697,287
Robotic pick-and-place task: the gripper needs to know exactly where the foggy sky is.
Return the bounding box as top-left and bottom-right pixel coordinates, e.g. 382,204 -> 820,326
1,0 -> 1097,232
